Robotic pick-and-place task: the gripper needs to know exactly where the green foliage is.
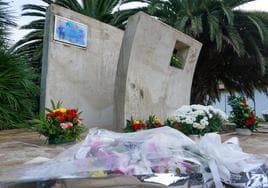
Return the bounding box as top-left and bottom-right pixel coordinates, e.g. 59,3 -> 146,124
0,0 -> 16,44
205,114 -> 225,133
170,55 -> 183,69
0,49 -> 38,130
32,100 -> 86,144
262,113 -> 268,122
137,0 -> 268,104
256,116 -> 265,123
228,96 -> 258,131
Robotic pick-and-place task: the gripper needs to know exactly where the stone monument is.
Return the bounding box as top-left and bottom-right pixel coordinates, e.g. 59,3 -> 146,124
41,6 -> 202,130
40,4 -> 123,130
114,12 -> 202,129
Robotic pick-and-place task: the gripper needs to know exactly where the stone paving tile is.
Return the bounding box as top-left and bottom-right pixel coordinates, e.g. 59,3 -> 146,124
221,128 -> 268,161
0,129 -> 69,171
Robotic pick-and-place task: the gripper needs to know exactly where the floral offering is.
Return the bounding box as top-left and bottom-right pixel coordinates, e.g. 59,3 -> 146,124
228,96 -> 258,131
124,115 -> 164,132
146,115 -> 164,129
32,100 -> 86,144
169,105 -> 227,135
124,118 -> 147,132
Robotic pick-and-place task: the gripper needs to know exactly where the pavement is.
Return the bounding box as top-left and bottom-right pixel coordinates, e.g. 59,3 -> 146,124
0,127 -> 267,183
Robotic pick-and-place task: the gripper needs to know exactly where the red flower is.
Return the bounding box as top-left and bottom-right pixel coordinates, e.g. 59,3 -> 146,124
66,109 -> 77,114
54,111 -> 63,117
153,123 -> 163,128
66,113 -> 78,120
46,112 -> 55,118
66,114 -> 73,120
245,112 -> 256,127
65,109 -> 78,120
245,119 -> 251,127
72,113 -> 78,118
131,123 -> 146,131
57,116 -> 65,122
250,113 -> 255,119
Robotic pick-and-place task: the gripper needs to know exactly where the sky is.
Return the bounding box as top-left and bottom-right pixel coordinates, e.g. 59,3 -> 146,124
9,0 -> 268,45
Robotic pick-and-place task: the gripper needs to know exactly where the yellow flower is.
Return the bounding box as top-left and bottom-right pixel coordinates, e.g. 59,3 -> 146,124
153,116 -> 161,124
133,120 -> 140,124
89,170 -> 107,177
53,108 -> 67,113
169,116 -> 177,124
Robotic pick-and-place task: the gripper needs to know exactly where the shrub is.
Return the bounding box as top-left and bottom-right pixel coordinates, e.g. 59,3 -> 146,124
262,110 -> 268,122
0,49 -> 38,130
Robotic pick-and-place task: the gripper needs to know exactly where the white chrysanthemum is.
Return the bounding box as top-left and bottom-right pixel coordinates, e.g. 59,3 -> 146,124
200,119 -> 209,126
198,123 -> 206,129
193,122 -> 200,128
185,118 -> 193,124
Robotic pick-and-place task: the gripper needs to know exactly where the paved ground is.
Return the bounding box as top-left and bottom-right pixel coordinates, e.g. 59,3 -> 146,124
221,131 -> 268,160
0,127 -> 267,183
0,129 -> 68,171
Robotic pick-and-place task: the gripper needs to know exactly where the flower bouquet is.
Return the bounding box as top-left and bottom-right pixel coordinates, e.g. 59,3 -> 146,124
32,100 -> 86,144
124,115 -> 164,132
262,110 -> 268,122
228,96 -> 258,133
168,105 -> 227,136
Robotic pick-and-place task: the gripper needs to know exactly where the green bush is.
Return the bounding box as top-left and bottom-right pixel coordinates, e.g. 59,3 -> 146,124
0,49 -> 38,130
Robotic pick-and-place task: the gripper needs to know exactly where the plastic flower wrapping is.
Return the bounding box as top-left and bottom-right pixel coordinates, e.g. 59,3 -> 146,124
1,127 -> 268,188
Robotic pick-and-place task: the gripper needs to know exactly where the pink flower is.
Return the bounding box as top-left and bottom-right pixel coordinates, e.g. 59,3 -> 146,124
60,123 -> 68,129
77,119 -> 81,125
60,122 -> 73,129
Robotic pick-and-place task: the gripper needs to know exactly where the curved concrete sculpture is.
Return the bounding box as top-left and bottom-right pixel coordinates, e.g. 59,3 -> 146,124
41,5 -> 123,130
114,12 -> 202,129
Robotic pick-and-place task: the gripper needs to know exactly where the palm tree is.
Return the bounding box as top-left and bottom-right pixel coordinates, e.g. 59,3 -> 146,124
0,49 -> 38,130
136,0 -> 268,104
13,0 -> 143,71
0,1 -> 38,130
0,0 -> 16,45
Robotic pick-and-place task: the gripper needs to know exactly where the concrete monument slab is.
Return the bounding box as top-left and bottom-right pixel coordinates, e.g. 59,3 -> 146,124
41,5 -> 124,130
114,12 -> 202,129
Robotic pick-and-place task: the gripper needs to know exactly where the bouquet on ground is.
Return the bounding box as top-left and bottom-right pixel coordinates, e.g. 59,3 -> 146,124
262,110 -> 268,122
168,105 -> 227,136
228,96 -> 257,131
32,100 -> 86,144
124,115 -> 164,132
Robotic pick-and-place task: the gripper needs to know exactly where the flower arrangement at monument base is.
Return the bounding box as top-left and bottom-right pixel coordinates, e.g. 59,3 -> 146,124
124,115 -> 164,132
32,100 -> 86,144
168,105 -> 227,136
228,96 -> 258,135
